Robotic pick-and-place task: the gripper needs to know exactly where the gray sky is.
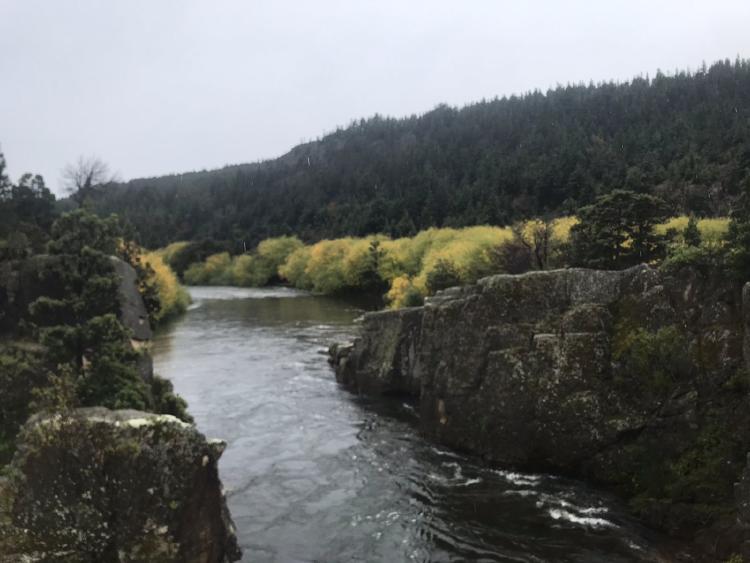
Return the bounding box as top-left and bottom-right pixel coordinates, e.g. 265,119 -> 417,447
1,0 -> 748,194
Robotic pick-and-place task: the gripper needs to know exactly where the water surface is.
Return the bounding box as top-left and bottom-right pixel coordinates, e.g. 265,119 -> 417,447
153,287 -> 676,562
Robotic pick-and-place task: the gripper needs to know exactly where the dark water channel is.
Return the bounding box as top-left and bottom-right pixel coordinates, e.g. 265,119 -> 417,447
153,287 -> 680,562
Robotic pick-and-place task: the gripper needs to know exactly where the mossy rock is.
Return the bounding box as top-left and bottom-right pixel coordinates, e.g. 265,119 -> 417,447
0,408 -> 240,562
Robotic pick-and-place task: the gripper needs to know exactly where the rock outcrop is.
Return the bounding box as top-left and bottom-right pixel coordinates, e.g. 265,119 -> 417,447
330,265 -> 750,557
112,256 -> 154,382
0,407 -> 241,562
112,256 -> 153,342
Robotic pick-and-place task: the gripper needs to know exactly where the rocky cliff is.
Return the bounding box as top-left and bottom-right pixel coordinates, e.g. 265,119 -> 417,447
0,408 -> 241,562
330,265 -> 750,558
112,256 -> 155,383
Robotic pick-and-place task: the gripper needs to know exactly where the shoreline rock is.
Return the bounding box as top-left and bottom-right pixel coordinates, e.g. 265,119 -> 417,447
330,265 -> 750,558
0,407 -> 241,562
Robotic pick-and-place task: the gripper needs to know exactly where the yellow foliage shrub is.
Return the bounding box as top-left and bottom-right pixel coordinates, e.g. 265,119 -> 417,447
184,252 -> 233,285
656,216 -> 729,242
157,241 -> 190,264
279,246 -> 312,288
166,213 -> 734,309
303,239 -> 354,293
231,254 -> 257,286
141,251 -> 190,323
385,275 -> 424,308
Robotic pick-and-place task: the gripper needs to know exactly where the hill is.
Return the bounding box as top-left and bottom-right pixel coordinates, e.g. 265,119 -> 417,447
93,58 -> 750,250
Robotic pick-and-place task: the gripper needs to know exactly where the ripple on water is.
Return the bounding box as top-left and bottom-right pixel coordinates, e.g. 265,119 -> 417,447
152,287 -> 682,562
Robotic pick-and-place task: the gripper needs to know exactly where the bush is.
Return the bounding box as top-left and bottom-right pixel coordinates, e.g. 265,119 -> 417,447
726,185 -> 750,281
425,259 -> 462,293
661,242 -> 728,274
255,236 -> 304,283
278,246 -> 313,288
613,325 -> 692,395
655,216 -> 729,243
385,275 -> 424,308
684,215 -> 702,247
0,346 -> 48,465
183,252 -> 233,285
151,375 -> 192,423
141,251 -> 190,324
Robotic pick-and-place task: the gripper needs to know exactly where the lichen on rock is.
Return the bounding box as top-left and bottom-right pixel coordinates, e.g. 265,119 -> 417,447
330,264 -> 750,558
0,407 -> 241,562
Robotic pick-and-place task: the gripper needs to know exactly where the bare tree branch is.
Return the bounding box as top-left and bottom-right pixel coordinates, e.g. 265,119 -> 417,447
63,156 -> 116,206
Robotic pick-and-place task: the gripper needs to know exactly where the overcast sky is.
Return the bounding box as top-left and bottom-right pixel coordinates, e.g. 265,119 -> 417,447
1,0 -> 748,194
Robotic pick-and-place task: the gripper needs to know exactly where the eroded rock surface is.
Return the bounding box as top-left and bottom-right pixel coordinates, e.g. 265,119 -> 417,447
0,407 -> 241,563
331,265 -> 750,557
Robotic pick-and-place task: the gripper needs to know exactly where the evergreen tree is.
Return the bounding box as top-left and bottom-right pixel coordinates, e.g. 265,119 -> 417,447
570,190 -> 670,269
28,210 -> 150,410
89,59 -> 750,248
684,215 -> 702,247
426,259 -> 462,292
727,184 -> 750,281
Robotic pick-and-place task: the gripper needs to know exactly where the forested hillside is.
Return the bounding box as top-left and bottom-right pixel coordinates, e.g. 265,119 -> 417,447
94,59 -> 750,250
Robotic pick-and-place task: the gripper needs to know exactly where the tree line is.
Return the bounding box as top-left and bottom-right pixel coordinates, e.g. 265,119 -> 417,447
91,58 -> 750,250
168,185 -> 750,308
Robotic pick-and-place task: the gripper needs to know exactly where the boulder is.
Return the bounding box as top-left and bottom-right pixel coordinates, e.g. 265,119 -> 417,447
0,407 -> 241,563
112,256 -> 152,342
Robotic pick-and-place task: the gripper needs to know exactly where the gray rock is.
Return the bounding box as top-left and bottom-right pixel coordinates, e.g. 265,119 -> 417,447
112,256 -> 152,342
0,407 -> 241,562
330,265 -> 750,556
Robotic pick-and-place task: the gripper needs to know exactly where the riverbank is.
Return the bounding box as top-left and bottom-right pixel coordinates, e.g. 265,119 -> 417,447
153,285 -> 683,561
157,215 -> 729,310
329,264 -> 750,560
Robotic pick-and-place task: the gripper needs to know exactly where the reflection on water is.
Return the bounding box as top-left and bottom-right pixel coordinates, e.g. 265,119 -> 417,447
153,287 -> 675,562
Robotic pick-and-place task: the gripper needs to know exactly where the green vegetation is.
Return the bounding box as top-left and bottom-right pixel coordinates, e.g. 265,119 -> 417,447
92,59 -> 750,250
609,323 -> 750,532
173,225 -> 530,306
726,184 -> 750,281
612,325 -> 691,395
140,251 -> 191,323
174,211 -> 737,308
0,151 -> 191,466
570,190 -> 670,269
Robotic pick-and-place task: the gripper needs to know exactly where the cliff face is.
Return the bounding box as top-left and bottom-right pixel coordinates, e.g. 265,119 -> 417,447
0,408 -> 241,562
112,256 -> 155,383
331,266 -> 750,555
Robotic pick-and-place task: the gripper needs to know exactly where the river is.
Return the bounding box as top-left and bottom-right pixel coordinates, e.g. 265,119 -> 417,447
152,286 -> 678,562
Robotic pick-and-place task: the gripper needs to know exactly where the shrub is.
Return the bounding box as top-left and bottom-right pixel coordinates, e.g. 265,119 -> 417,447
726,185 -> 750,281
661,242 -> 727,274
151,374 -> 192,423
255,236 -> 304,283
304,239 -> 352,293
183,252 -> 233,285
656,216 -> 729,243
425,259 -> 462,293
0,347 -> 48,465
279,246 -> 313,288
613,325 -> 692,395
141,251 -> 190,323
385,275 -> 424,308
684,215 -> 702,247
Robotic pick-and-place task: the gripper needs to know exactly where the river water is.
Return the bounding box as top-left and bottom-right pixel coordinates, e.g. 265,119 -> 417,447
152,287 -> 678,563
